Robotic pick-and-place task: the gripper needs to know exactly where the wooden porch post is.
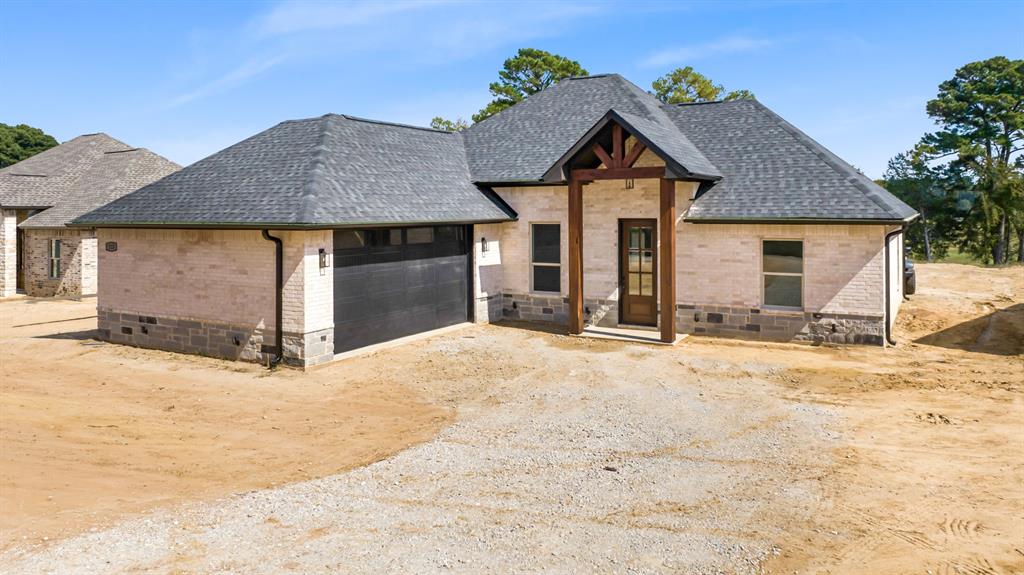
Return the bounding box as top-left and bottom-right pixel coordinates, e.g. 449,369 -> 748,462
659,178 -> 677,343
568,177 -> 584,334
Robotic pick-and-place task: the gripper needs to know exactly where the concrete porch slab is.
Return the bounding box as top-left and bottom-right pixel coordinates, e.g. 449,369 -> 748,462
575,325 -> 687,346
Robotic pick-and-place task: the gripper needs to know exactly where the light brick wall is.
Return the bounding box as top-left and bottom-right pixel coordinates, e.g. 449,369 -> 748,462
494,147 -> 695,302
473,223 -> 504,322
679,223 -> 885,316
98,229 -> 277,328
97,228 -> 334,365
0,210 -> 15,297
487,141 -> 887,325
23,228 -> 98,297
281,230 -> 333,335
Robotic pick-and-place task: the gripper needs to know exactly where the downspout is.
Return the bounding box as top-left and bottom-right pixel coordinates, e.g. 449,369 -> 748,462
884,227 -> 904,346
261,230 -> 284,366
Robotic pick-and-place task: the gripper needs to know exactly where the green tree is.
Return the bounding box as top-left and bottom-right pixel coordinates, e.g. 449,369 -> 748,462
0,123 -> 59,168
471,48 -> 588,123
918,56 -> 1023,264
651,67 -> 754,104
881,149 -> 967,261
429,117 -> 469,132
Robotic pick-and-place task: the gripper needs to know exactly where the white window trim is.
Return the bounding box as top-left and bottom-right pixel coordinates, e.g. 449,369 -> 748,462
530,222 -> 561,294
48,239 -> 62,279
761,238 -> 804,311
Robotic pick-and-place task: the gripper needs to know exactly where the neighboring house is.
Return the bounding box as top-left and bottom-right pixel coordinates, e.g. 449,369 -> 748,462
73,74 -> 916,367
0,134 -> 180,297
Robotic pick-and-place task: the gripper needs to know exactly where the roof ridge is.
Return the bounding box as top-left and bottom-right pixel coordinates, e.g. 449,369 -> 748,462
746,99 -> 903,219
331,113 -> 452,134
299,115 -> 333,223
667,99 -> 736,107
564,73 -> 614,80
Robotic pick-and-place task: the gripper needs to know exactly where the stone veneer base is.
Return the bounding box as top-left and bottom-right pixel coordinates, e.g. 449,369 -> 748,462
97,308 -> 335,367
499,293 -> 884,346
677,304 -> 885,345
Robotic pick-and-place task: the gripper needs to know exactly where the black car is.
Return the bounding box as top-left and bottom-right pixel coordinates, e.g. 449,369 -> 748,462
903,248 -> 916,295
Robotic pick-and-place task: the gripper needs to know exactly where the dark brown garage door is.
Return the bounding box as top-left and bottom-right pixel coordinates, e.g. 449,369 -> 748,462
332,225 -> 470,354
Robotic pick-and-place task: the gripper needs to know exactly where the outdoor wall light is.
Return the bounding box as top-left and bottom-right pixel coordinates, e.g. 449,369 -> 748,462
319,248 -> 329,269
480,237 -> 489,253
624,179 -> 635,190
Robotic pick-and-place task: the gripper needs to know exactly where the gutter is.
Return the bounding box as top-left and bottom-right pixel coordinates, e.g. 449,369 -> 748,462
261,230 -> 284,367
683,216 -> 920,226
883,226 -> 905,346
65,217 -> 517,230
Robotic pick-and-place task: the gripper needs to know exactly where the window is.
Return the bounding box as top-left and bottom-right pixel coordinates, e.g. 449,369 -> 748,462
406,227 -> 433,244
762,240 -> 802,308
333,226 -> 466,268
48,239 -> 61,279
531,223 -> 560,293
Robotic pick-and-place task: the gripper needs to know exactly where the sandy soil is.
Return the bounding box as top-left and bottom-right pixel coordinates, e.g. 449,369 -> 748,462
0,298 -> 451,549
1,262 -> 1021,574
757,263 -> 1024,574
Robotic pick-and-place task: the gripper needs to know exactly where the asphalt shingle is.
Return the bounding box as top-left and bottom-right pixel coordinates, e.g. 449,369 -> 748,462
663,99 -> 916,221
462,74 -> 720,183
72,74 -> 915,227
75,115 -> 516,227
1,134 -> 180,229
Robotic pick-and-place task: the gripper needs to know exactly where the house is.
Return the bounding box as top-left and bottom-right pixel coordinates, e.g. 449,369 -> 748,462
72,74 -> 916,367
0,134 -> 179,297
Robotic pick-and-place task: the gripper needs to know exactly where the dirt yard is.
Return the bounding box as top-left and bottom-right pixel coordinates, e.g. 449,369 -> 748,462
0,263 -> 1021,574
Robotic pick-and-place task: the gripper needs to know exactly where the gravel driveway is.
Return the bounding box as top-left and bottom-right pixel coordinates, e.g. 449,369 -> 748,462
3,328 -> 837,574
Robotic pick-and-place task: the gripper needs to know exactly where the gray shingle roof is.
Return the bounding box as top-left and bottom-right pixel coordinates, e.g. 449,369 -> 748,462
462,74 -> 720,183
1,134 -> 180,229
75,115 -> 516,227
72,74 -> 916,227
663,99 -> 917,222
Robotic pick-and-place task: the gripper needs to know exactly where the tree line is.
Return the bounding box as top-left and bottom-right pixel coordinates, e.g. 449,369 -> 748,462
0,123 -> 58,168
880,57 -> 1022,265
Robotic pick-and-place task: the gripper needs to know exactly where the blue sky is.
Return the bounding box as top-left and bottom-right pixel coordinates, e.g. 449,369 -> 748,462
3,0 -> 1021,178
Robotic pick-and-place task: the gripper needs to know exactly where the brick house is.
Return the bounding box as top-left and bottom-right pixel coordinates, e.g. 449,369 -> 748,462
74,74 -> 916,367
0,134 -> 179,297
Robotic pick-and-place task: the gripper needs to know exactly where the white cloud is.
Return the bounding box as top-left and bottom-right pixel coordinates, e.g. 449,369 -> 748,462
167,55 -> 286,108
641,36 -> 777,68
252,0 -> 439,37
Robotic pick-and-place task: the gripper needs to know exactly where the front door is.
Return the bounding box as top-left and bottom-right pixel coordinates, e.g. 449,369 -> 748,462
619,219 -> 657,326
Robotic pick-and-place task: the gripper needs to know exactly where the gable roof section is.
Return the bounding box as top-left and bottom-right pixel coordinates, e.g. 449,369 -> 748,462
663,99 -> 917,222
462,74 -> 720,183
74,115 -> 516,228
542,109 -> 723,182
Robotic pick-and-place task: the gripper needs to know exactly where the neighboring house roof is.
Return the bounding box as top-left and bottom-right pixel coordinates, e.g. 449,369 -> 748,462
462,73 -> 720,183
74,115 -> 516,228
0,133 -> 180,229
72,73 -> 915,228
664,99 -> 917,222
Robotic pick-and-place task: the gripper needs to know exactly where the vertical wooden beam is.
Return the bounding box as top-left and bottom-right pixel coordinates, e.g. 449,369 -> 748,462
611,124 -> 623,168
659,178 -> 676,343
568,178 -> 584,334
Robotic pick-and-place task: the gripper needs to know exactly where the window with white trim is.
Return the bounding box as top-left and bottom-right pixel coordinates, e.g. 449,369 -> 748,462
762,240 -> 802,308
531,223 -> 560,293
48,239 -> 61,279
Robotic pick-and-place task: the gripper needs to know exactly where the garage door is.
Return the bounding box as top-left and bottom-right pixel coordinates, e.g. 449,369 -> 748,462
333,225 -> 470,354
